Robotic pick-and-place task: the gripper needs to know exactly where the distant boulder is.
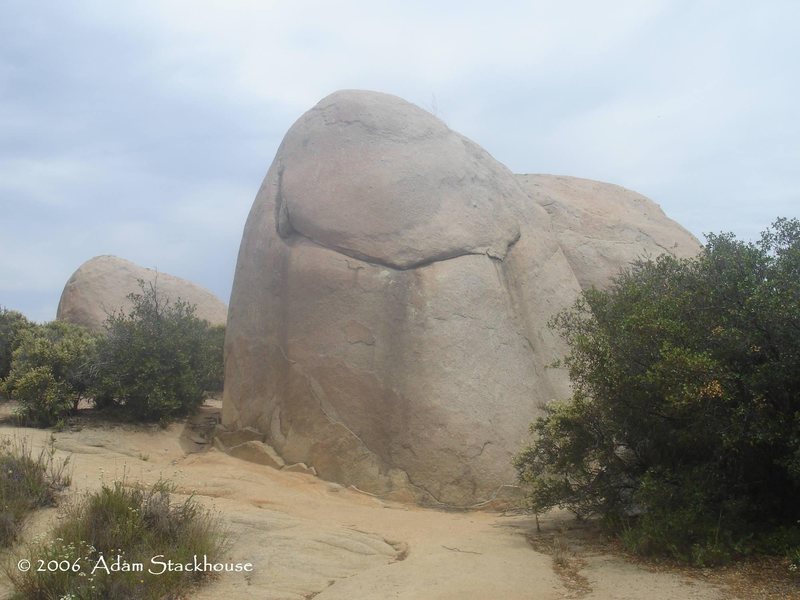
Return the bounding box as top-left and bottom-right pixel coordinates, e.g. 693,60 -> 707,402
57,255 -> 227,331
517,174 -> 700,290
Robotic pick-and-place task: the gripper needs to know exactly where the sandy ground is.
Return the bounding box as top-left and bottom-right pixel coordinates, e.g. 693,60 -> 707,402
0,403 -> 739,599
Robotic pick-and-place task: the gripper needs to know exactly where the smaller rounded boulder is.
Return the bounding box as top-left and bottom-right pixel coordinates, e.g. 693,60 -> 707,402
517,174 -> 701,290
57,255 -> 228,331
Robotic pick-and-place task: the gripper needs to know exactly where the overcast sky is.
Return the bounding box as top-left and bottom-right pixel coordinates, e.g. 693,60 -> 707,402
2,1 -> 798,322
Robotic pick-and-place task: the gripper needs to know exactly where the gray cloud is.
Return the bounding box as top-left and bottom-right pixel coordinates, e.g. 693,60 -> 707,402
1,0 -> 798,321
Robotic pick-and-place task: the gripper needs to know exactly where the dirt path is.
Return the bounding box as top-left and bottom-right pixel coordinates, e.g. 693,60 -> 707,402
0,410 -> 735,599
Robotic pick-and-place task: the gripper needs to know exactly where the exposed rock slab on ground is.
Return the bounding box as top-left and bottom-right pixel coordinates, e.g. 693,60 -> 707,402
0,413 -> 731,599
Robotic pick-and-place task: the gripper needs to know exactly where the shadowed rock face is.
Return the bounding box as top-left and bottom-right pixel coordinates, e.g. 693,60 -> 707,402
223,90 -> 699,507
57,255 -> 228,331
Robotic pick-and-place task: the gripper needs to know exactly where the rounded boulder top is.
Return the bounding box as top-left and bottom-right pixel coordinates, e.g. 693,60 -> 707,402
275,90 -> 522,268
57,255 -> 228,331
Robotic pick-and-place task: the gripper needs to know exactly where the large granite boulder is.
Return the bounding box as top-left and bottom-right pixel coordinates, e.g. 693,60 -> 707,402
517,174 -> 700,290
57,255 -> 228,331
223,90 -> 698,507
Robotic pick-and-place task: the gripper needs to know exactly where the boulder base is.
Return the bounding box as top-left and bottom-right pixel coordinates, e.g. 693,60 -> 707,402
227,440 -> 286,469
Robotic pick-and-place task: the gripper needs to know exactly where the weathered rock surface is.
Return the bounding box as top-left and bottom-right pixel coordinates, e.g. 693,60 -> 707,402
283,462 -> 318,476
57,255 -> 228,331
223,89 -> 699,507
6,407 -> 729,600
275,91 -> 521,269
517,174 -> 701,290
227,440 -> 286,469
215,426 -> 265,449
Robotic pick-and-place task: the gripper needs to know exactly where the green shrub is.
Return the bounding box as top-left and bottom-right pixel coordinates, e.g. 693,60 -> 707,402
7,479 -> 228,599
789,546 -> 800,575
92,281 -> 225,421
515,218 -> 800,564
0,436 -> 71,547
3,322 -> 100,426
200,324 -> 225,393
0,308 -> 33,383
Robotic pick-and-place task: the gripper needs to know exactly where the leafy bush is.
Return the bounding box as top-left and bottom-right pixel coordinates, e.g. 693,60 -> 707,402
92,281 -> 225,421
3,322 -> 100,426
515,218 -> 800,565
1,282 -> 224,426
0,436 -> 71,546
0,308 -> 34,383
7,479 -> 228,599
199,324 -> 225,394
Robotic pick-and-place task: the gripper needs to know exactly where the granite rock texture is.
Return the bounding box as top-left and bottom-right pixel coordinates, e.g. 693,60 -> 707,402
223,90 -> 699,506
516,174 -> 700,290
57,255 -> 227,331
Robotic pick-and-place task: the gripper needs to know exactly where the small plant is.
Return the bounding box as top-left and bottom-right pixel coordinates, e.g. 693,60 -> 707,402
3,321 -> 99,426
0,435 -> 71,546
789,546 -> 800,575
552,536 -> 570,568
8,478 -> 228,599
